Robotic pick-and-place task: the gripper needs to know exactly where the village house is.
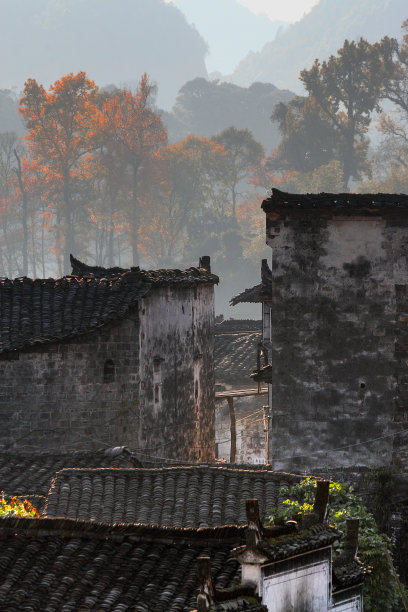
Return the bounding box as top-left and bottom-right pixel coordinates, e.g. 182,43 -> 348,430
259,189 -> 408,473
0,255 -> 218,461
0,468 -> 366,611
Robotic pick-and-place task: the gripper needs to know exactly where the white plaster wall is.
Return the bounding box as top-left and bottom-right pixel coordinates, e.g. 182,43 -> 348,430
331,593 -> 362,611
262,558 -> 330,612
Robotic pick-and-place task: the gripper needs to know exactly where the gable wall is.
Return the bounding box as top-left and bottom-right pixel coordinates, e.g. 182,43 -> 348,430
138,284 -> 215,462
266,210 -> 408,471
0,311 -> 140,452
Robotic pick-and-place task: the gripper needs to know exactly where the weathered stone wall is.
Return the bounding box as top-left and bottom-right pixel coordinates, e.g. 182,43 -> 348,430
0,310 -> 141,451
138,284 -> 215,462
266,211 -> 408,472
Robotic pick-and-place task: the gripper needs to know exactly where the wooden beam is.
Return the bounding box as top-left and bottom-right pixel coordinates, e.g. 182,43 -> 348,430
215,388 -> 268,400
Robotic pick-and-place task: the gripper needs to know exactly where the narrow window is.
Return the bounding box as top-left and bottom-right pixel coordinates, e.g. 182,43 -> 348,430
104,359 -> 115,383
153,357 -> 163,406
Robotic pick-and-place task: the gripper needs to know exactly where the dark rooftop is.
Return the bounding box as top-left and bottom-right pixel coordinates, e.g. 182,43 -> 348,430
333,557 -> 368,590
0,447 -> 139,497
230,260 -> 272,306
262,188 -> 408,215
70,254 -> 219,286
43,466 -> 304,527
0,517 -> 243,612
248,523 -> 340,563
0,256 -> 218,355
215,329 -> 261,386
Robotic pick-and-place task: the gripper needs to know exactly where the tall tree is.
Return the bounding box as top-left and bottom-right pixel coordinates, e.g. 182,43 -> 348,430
378,20 -> 408,174
212,127 -> 264,218
270,96 -> 338,174
19,72 -> 99,272
139,135 -> 226,266
299,37 -> 396,188
384,20 -> 408,117
100,75 -> 167,266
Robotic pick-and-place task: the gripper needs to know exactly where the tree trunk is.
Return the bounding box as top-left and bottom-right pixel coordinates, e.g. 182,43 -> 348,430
231,184 -> 237,219
227,397 -> 236,464
130,165 -> 140,266
63,173 -> 76,274
108,226 -> 114,267
14,150 -> 28,276
30,203 -> 37,278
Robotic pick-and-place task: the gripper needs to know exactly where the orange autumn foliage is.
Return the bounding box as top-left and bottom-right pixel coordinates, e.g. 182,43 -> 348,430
98,74 -> 167,265
19,72 -> 100,271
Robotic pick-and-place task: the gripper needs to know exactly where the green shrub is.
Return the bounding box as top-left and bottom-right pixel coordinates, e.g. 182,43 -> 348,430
269,478 -> 407,612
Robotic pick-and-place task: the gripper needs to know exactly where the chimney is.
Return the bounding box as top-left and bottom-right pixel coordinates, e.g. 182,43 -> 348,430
343,519 -> 360,561
303,480 -> 330,527
246,498 -> 263,548
313,480 -> 329,523
197,556 -> 214,611
199,256 -> 211,273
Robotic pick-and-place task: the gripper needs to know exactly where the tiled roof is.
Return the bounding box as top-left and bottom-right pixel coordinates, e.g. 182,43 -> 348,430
262,188 -> 408,214
70,254 -> 219,286
256,523 -> 339,562
215,331 -> 261,385
333,557 -> 368,589
0,273 -> 150,354
0,256 -> 218,355
0,517 -> 243,612
0,447 -> 139,497
234,523 -> 340,564
43,466 -> 303,526
230,260 -> 272,306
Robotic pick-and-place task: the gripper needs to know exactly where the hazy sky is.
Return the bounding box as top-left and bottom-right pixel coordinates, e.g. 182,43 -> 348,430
167,0 -> 320,23
236,0 -> 319,22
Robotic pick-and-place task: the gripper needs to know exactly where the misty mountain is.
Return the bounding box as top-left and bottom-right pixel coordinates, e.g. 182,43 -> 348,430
0,0 -> 207,109
172,0 -> 287,75
231,0 -> 408,92
0,91 -> 24,136
163,78 -> 295,151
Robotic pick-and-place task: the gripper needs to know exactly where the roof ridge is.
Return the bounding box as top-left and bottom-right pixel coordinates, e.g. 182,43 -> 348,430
262,188 -> 408,214
0,516 -> 246,541
51,465 -> 306,477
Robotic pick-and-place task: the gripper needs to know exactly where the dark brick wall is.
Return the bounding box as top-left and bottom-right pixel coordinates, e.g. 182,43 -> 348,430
266,210 -> 408,472
0,310 -> 141,452
0,285 -> 216,459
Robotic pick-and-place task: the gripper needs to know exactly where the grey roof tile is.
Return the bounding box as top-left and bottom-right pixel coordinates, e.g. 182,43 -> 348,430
44,466 -> 303,527
0,447 -> 139,497
215,332 -> 261,385
0,518 -> 242,611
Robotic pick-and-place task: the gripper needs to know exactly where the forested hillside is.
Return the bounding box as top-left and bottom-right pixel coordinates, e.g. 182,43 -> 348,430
0,0 -> 207,108
163,78 -> 294,151
232,0 -> 408,92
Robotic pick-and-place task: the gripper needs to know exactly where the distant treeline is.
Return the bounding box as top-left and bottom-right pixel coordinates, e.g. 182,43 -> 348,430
1,21 -> 408,313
